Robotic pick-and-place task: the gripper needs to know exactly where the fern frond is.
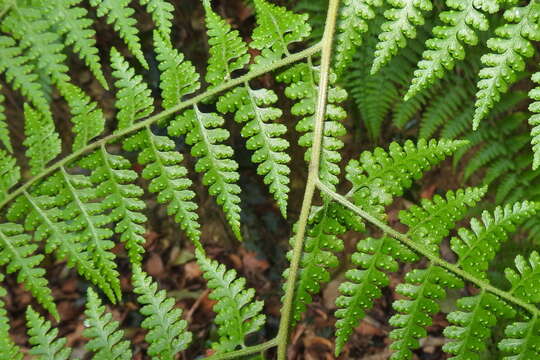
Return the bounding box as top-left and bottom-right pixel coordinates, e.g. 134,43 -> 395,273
132,265 -> 192,359
0,36 -> 50,116
218,86 -> 290,217
83,287 -> 132,360
44,0 -> 107,88
499,315 -> 540,360
90,0 -> 148,68
25,307 -> 71,360
505,251 -> 540,303
371,0 -> 432,73
451,201 -> 538,279
154,32 -> 199,110
277,62 -> 347,189
203,0 -> 249,86
196,249 -> 265,353
110,47 -> 154,130
1,5 -> 69,85
251,0 -> 311,67
139,0 -> 174,38
58,82 -> 105,152
334,0 -> 381,74
0,274 -> 23,360
168,106 -> 242,240
80,147 -> 147,264
0,150 -> 20,202
529,72 -> 540,170
0,87 -> 11,152
405,0 -> 497,100
23,104 -> 61,176
389,265 -> 463,360
472,0 -> 540,128
123,128 -> 200,244
0,223 -> 57,318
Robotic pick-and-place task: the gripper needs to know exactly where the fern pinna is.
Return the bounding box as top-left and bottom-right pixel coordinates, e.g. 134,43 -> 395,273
1,0 -> 540,359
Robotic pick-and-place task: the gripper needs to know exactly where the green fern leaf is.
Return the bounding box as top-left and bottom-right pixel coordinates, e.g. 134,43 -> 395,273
58,82 -> 105,152
406,0 -> 497,100
0,274 -> 23,360
26,306 -> 71,360
472,1 -> 540,128
277,62 -> 347,189
334,0 -> 381,74
44,0 -> 108,88
505,251 -> 540,303
0,150 -> 20,202
529,72 -> 540,170
389,265 -> 463,360
251,0 -> 311,67
196,249 -> 265,353
0,87 -> 11,152
154,32 -> 200,110
0,223 -> 57,318
218,86 -> 290,217
499,316 -> 540,360
203,0 -> 249,86
83,287 -> 132,360
110,47 -> 154,130
452,201 -> 538,279
132,265 -> 192,359
90,0 -> 148,68
23,104 -> 61,176
371,0 -> 432,73
139,0 -> 174,38
80,148 -> 147,264
444,291 -> 515,359
0,36 -> 50,116
123,128 -> 200,244
168,106 -> 242,240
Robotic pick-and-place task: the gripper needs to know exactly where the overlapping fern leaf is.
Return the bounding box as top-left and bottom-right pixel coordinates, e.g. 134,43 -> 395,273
26,306 -> 71,360
0,275 -> 23,360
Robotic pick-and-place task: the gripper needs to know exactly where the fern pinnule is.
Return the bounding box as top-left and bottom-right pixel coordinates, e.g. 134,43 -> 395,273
499,315 -> 540,359
90,0 -> 148,68
139,0 -> 174,38
132,265 -> 192,359
472,0 -> 540,128
44,0 -> 108,88
0,87 -> 11,153
0,274 -> 23,360
0,223 -> 57,318
0,150 -> 20,202
196,249 -> 266,353
529,72 -> 540,170
25,306 -> 71,360
83,287 -> 132,360
168,107 -> 242,240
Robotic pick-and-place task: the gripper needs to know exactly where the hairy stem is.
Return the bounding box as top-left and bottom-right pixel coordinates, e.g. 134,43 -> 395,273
276,1 -> 340,359
204,338 -> 278,360
0,43 -> 322,212
315,179 -> 540,316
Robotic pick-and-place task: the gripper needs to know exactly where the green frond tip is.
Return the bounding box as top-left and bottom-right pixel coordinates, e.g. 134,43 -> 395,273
371,0 -> 432,74
334,0 -> 381,75
196,249 -> 265,353
217,86 -> 290,217
44,0 -> 108,88
529,72 -> 540,170
58,82 -> 105,152
472,1 -> 540,129
499,316 -> 540,359
139,0 -> 174,38
405,0 -> 494,100
0,150 -> 20,202
154,32 -> 200,110
444,292 -> 515,359
83,287 -> 132,360
26,307 -> 71,360
203,0 -> 249,86
505,251 -> 540,303
251,0 -> 311,67
389,265 -> 463,360
90,0 -> 148,68
23,104 -> 61,176
132,265 -> 192,359
0,223 -> 57,319
334,235 -> 417,355
451,201 -> 538,279
168,106 -> 242,240
110,47 -> 154,130
0,275 -> 23,360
